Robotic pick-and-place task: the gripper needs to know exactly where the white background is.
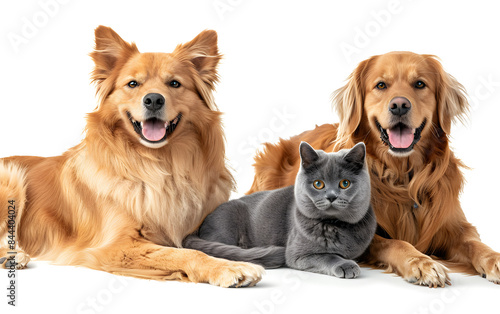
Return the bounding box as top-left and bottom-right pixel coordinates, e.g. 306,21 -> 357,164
1,0 -> 500,313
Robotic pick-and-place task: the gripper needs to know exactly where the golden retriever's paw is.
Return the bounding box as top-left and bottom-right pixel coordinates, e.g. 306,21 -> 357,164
476,252 -> 500,284
401,256 -> 450,288
14,252 -> 31,269
1,252 -> 30,269
208,261 -> 265,288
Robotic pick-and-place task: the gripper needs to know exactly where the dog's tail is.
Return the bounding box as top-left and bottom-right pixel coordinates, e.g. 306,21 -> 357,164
183,235 -> 286,269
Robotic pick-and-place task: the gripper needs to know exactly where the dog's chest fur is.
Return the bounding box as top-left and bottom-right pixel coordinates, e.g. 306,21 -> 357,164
367,157 -> 424,244
71,146 -> 231,248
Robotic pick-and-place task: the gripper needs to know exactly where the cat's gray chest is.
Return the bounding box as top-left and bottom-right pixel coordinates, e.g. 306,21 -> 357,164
311,220 -> 342,249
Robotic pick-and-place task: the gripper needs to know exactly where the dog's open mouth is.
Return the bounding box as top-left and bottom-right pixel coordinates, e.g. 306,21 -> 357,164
376,119 -> 426,154
127,112 -> 182,143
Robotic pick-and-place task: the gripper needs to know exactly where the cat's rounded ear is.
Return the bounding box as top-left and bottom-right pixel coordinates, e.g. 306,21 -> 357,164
343,142 -> 366,171
299,142 -> 319,168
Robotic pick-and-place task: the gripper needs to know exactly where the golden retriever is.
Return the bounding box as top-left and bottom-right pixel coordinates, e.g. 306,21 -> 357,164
0,26 -> 264,287
249,52 -> 500,287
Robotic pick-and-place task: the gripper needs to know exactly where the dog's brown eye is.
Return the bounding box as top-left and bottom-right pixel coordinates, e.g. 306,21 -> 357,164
376,82 -> 387,90
169,80 -> 181,88
128,81 -> 138,88
415,81 -> 426,89
313,180 -> 325,190
339,179 -> 351,189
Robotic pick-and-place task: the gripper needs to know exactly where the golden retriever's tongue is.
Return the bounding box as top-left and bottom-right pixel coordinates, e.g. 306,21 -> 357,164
142,119 -> 166,142
388,126 -> 414,148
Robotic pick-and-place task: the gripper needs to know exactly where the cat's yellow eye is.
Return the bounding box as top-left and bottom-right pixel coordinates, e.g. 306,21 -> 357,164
313,180 -> 325,190
339,179 -> 351,189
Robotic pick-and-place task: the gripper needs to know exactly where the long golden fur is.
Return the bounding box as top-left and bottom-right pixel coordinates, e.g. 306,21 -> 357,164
0,26 -> 263,287
249,52 -> 500,287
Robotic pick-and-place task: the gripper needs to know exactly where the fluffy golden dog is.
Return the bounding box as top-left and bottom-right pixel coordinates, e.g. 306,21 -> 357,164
0,26 -> 263,287
249,52 -> 500,287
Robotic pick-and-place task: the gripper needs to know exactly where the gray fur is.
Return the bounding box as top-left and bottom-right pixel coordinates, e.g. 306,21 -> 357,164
183,142 -> 376,278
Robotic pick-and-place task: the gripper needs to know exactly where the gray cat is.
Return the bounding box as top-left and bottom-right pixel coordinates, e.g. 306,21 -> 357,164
183,142 -> 376,279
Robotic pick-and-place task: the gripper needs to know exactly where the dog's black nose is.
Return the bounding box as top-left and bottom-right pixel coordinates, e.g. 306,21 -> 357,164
143,93 -> 165,111
389,97 -> 411,116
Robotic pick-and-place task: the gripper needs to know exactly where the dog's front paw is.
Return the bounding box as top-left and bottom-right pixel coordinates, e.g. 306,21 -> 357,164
1,251 -> 30,269
208,260 -> 265,288
333,260 -> 360,279
476,252 -> 500,284
401,256 -> 450,288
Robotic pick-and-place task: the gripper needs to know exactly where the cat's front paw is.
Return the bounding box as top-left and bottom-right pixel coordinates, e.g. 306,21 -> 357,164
333,260 -> 360,279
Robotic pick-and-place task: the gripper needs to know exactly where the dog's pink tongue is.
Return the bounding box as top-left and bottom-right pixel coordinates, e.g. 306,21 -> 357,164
388,127 -> 414,148
142,120 -> 166,142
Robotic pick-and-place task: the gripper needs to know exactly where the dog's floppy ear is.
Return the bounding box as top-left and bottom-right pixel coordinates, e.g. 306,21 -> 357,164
425,56 -> 469,134
332,57 -> 373,149
90,26 -> 139,105
172,30 -> 222,110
